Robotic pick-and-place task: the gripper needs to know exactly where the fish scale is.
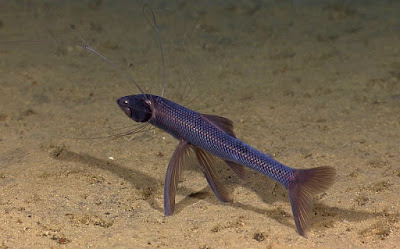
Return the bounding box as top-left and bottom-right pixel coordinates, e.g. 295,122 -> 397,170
151,95 -> 295,187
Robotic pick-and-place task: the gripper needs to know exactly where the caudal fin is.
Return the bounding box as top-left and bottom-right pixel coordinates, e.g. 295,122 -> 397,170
288,166 -> 336,237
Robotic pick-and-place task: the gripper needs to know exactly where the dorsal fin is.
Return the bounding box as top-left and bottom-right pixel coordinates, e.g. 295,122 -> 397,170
201,114 -> 236,137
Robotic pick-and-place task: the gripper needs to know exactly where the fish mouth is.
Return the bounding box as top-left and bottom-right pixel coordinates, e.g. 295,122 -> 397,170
116,97 -> 129,108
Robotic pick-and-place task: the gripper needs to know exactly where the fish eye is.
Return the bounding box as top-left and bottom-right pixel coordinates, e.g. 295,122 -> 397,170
122,107 -> 132,117
124,100 -> 129,104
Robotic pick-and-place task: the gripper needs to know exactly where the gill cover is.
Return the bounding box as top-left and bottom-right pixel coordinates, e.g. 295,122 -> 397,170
116,95 -> 152,122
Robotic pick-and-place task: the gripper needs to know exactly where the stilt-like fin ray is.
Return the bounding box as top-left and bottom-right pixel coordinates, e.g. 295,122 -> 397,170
194,147 -> 232,202
164,140 -> 192,216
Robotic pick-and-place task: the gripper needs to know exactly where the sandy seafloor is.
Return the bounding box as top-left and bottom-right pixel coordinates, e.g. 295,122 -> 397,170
0,0 -> 399,248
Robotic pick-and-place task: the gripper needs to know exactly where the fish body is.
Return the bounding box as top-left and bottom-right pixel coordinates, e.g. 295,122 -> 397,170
147,95 -> 294,186
117,94 -> 336,236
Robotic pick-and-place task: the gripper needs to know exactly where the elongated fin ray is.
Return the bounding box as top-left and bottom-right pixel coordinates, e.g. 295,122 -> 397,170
49,8 -> 147,95
194,147 -> 232,202
164,141 -> 192,216
143,4 -> 166,97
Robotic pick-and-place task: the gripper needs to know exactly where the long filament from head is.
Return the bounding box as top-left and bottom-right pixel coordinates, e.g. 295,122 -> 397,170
143,4 -> 166,98
46,7 -> 148,96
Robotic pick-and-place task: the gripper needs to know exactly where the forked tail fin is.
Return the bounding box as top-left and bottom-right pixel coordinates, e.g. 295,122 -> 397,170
288,166 -> 336,237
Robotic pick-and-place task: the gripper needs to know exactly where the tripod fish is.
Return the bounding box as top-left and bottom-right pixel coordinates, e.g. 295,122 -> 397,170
117,93 -> 336,236
74,4 -> 336,237
5,0 -> 335,238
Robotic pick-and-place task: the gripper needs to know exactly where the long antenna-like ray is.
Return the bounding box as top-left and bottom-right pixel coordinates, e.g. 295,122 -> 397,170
45,7 -> 147,96
143,4 -> 166,97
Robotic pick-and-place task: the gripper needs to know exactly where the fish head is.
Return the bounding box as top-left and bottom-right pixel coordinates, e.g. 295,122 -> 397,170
116,94 -> 152,122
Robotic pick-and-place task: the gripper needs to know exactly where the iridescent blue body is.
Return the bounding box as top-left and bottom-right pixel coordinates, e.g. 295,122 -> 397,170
148,95 -> 295,187
117,93 -> 336,236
